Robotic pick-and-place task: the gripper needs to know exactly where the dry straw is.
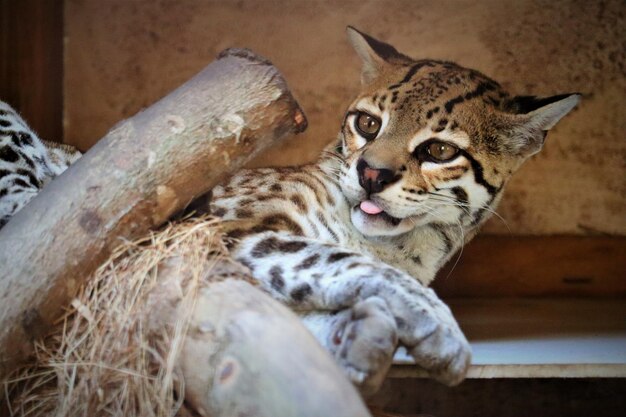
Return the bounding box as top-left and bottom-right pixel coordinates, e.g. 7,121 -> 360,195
4,216 -> 230,417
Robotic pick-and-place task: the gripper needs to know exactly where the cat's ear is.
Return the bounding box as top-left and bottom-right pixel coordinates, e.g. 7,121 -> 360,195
507,93 -> 580,156
346,26 -> 411,85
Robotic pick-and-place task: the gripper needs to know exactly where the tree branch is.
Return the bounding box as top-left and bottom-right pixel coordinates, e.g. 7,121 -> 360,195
0,48 -> 306,381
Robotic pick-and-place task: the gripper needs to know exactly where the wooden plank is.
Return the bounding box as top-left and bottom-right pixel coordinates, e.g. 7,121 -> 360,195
433,236 -> 626,297
390,364 -> 626,379
0,0 -> 63,143
370,378 -> 626,417
392,298 -> 626,378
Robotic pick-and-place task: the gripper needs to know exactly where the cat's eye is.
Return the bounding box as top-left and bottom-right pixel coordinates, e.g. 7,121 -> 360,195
354,112 -> 381,140
426,141 -> 459,162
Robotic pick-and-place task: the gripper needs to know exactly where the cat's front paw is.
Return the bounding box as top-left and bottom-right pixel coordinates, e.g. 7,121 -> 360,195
396,289 -> 471,386
332,296 -> 398,396
408,318 -> 471,386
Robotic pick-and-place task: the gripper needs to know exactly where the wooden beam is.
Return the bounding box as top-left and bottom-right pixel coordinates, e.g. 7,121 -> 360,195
433,236 -> 626,297
370,377 -> 626,417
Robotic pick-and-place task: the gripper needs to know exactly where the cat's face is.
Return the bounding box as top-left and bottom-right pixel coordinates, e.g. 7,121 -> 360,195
337,27 -> 579,237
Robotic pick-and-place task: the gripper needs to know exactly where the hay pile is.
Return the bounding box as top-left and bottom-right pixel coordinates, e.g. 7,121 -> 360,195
2,214 -> 375,417
3,216 -> 241,417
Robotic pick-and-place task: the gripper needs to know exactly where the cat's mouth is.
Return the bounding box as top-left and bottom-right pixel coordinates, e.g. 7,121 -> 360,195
350,199 -> 429,237
357,200 -> 402,226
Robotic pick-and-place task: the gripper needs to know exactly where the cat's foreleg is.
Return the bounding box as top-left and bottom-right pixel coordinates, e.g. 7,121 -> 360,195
232,231 -> 471,389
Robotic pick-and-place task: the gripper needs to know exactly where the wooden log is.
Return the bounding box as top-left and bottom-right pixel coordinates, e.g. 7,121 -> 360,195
184,280 -> 370,417
148,258 -> 370,417
0,48 -> 307,381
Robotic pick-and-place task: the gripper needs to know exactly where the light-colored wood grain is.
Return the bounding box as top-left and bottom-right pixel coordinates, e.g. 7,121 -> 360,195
64,0 -> 625,235
0,49 -> 306,382
173,277 -> 370,417
391,364 -> 626,379
391,298 -> 626,378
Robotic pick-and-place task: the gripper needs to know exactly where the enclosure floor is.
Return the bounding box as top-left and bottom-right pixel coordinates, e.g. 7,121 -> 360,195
369,378 -> 626,417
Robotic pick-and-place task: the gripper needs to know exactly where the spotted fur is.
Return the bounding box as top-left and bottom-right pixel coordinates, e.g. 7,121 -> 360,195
0,100 -> 81,229
210,28 -> 580,392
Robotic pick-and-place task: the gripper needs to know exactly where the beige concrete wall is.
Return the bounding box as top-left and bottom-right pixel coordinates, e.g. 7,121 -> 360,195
64,0 -> 625,235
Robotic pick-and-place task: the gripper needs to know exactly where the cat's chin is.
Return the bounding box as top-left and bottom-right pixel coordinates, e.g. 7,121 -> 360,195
350,205 -> 418,237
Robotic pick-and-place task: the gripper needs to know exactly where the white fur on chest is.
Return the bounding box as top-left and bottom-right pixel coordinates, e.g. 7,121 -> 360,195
322,182 -> 463,285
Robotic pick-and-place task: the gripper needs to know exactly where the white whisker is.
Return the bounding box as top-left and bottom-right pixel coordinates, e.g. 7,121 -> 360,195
427,192 -> 511,233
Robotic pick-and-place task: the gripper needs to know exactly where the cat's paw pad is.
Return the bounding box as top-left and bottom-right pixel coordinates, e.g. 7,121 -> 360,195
332,296 -> 398,396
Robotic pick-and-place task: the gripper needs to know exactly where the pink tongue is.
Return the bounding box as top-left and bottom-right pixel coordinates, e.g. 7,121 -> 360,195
360,200 -> 384,215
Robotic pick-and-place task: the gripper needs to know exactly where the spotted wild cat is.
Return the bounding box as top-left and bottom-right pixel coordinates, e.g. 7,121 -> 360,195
0,27 -> 579,395
209,27 -> 580,393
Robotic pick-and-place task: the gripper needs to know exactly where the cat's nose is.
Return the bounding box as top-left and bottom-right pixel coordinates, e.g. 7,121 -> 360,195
357,158 -> 397,194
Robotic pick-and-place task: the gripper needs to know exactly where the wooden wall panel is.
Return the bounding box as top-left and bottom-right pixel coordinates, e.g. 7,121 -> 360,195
0,0 -> 63,143
434,236 -> 626,297
63,0 -> 625,236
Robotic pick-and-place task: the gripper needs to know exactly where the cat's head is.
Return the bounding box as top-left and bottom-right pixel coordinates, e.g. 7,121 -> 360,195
336,27 -> 579,237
